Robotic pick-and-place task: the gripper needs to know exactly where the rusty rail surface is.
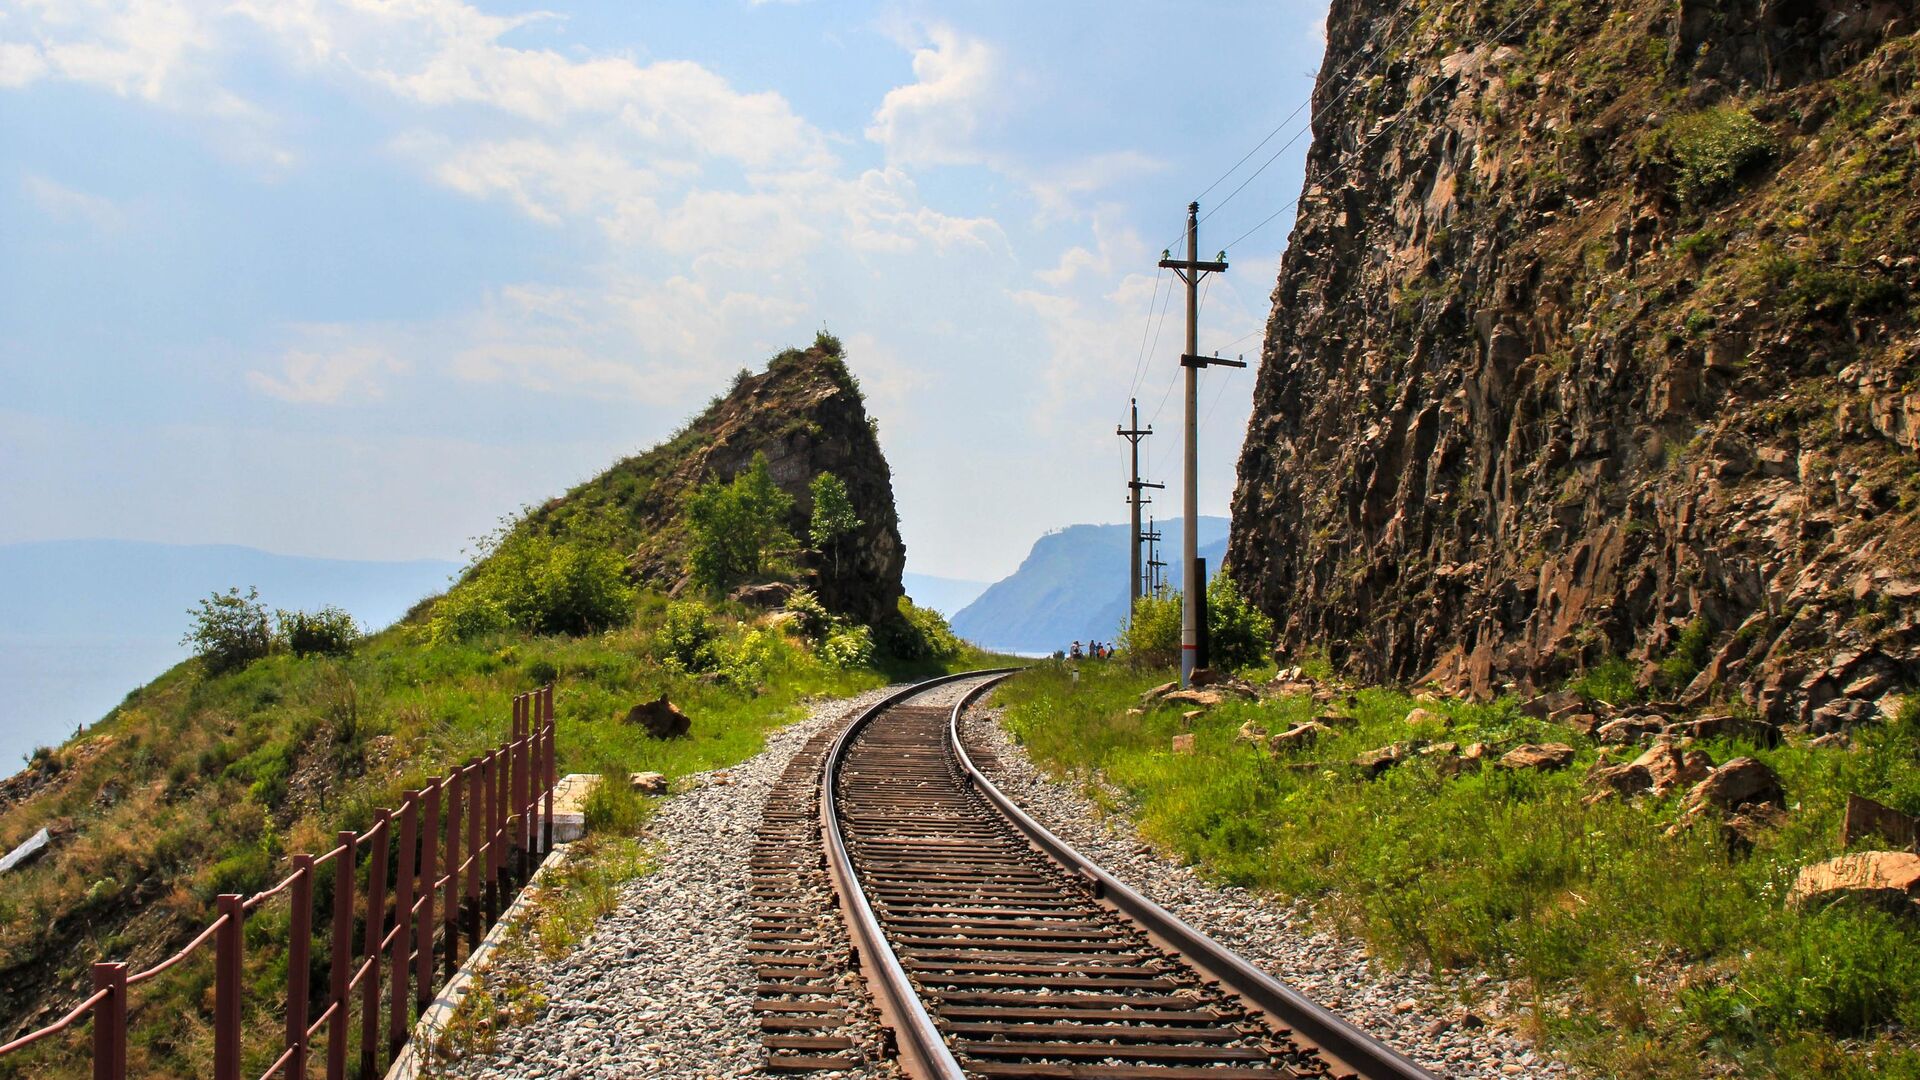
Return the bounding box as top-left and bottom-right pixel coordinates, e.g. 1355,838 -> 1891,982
822,671 -> 1438,1080
0,686 -> 563,1080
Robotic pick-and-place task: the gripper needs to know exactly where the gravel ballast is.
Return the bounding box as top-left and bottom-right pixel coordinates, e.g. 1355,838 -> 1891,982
448,686 -> 901,1080
959,699 -> 1576,1080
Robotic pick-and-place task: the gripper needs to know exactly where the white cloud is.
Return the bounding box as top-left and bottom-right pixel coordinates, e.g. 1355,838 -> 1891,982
865,25 -> 998,169
246,345 -> 406,404
0,41 -> 50,86
22,174 -> 123,232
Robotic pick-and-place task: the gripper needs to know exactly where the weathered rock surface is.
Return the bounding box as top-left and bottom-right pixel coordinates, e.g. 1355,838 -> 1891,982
1789,851 -> 1920,913
624,695 -> 692,740
727,582 -> 795,609
1498,744 -> 1576,772
516,342 -> 906,626
1228,0 -> 1920,728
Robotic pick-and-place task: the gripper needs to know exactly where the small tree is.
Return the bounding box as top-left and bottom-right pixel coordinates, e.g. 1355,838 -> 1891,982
686,453 -> 795,592
807,472 -> 863,575
277,606 -> 360,658
1205,574 -> 1275,671
184,587 -> 274,674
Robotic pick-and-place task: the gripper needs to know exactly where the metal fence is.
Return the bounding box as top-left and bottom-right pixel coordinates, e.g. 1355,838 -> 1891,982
0,685 -> 560,1080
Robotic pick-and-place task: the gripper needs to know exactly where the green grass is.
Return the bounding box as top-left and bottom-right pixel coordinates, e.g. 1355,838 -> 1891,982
992,664 -> 1920,1080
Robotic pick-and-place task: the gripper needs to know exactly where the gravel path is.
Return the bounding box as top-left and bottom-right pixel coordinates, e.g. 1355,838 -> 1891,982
448,686 -> 901,1080
959,700 -> 1576,1080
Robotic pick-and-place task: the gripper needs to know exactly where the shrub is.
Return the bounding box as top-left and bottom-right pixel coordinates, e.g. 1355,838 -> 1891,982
820,624 -> 874,669
655,601 -> 721,673
1570,656 -> 1641,705
879,597 -> 964,662
722,628 -> 786,686
431,532 -> 634,642
1656,106 -> 1776,204
1657,618 -> 1714,692
183,587 -> 274,674
685,452 -> 796,593
1121,592 -> 1183,668
277,606 -> 359,658
807,472 -> 863,575
583,771 -> 647,835
1120,577 -> 1271,672
1206,574 -> 1274,671
782,587 -> 831,639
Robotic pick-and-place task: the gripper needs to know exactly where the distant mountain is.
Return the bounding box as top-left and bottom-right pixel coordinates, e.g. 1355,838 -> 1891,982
903,572 -> 990,617
0,540 -> 458,766
951,518 -> 1229,656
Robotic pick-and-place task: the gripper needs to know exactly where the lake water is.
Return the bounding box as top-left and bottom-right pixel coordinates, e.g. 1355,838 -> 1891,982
0,636 -> 186,770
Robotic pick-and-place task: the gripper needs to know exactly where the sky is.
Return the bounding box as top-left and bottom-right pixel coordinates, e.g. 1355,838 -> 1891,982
0,0 -> 1330,584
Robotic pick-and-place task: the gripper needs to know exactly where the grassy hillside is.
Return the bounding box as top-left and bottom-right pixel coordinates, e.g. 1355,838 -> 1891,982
0,340 -> 985,1078
994,663 -> 1920,1079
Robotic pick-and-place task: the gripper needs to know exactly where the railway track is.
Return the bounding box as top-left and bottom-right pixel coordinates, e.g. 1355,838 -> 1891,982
797,671 -> 1437,1080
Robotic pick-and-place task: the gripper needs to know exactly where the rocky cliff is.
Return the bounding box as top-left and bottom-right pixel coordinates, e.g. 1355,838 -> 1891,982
1229,0 -> 1918,726
517,337 -> 906,626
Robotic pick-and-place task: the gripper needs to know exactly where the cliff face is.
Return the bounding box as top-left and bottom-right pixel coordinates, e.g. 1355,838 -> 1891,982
1229,0 -> 1919,725
519,340 -> 906,625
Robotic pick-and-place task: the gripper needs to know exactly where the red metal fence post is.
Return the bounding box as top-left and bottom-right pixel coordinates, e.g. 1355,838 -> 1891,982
360,812 -> 389,1080
541,687 -> 556,854
214,895 -> 244,1080
388,795 -> 418,1062
464,759 -> 482,946
481,753 -> 499,926
443,770 -> 462,981
91,962 -> 126,1080
328,832 -> 354,1080
286,854 -> 314,1078
510,697 -> 525,882
415,784 -> 438,1015
514,699 -> 529,876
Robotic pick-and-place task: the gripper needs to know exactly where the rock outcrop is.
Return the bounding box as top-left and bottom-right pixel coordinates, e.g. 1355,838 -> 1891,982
1229,0 -> 1919,726
519,339 -> 906,626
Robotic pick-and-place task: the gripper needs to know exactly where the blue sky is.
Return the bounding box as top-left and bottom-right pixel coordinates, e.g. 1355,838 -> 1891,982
0,0 -> 1329,582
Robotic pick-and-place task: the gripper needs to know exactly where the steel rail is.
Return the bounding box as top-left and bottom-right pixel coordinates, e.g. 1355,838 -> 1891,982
945,676 -> 1439,1080
819,670 -> 1016,1080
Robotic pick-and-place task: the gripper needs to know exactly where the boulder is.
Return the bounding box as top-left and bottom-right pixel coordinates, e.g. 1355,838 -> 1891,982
1162,689 -> 1226,710
1180,710 -> 1205,729
1353,744 -> 1405,778
629,772 -> 668,795
728,581 -> 796,608
1788,851 -> 1920,912
1630,742 -> 1714,797
1596,716 -> 1665,744
1139,681 -> 1179,706
1189,667 -> 1228,687
1841,793 -> 1920,850
1585,763 -> 1654,804
1680,756 -> 1785,817
1270,721 -> 1331,753
1171,733 -> 1197,755
624,695 -> 692,739
1498,743 -> 1576,772
1404,707 -> 1448,733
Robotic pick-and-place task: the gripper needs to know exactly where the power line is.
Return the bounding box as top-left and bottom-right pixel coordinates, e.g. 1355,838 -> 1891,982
1125,267 -> 1168,397
1218,1 -> 1544,253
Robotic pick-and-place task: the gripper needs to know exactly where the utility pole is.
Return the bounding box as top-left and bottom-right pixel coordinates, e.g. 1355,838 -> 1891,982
1117,398 -> 1161,611
1159,202 -> 1239,687
1141,516 -> 1164,597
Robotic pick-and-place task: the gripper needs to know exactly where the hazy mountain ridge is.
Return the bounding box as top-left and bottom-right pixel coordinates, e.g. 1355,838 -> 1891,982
952,518 -> 1228,654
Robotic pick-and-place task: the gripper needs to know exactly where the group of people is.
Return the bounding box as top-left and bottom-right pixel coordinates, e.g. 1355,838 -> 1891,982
1066,640 -> 1113,660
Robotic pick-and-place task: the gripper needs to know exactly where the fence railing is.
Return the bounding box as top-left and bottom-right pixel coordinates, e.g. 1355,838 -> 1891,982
0,685 -> 561,1080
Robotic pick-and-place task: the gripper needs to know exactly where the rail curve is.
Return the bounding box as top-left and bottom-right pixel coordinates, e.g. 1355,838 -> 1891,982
820,671 -> 1438,1080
